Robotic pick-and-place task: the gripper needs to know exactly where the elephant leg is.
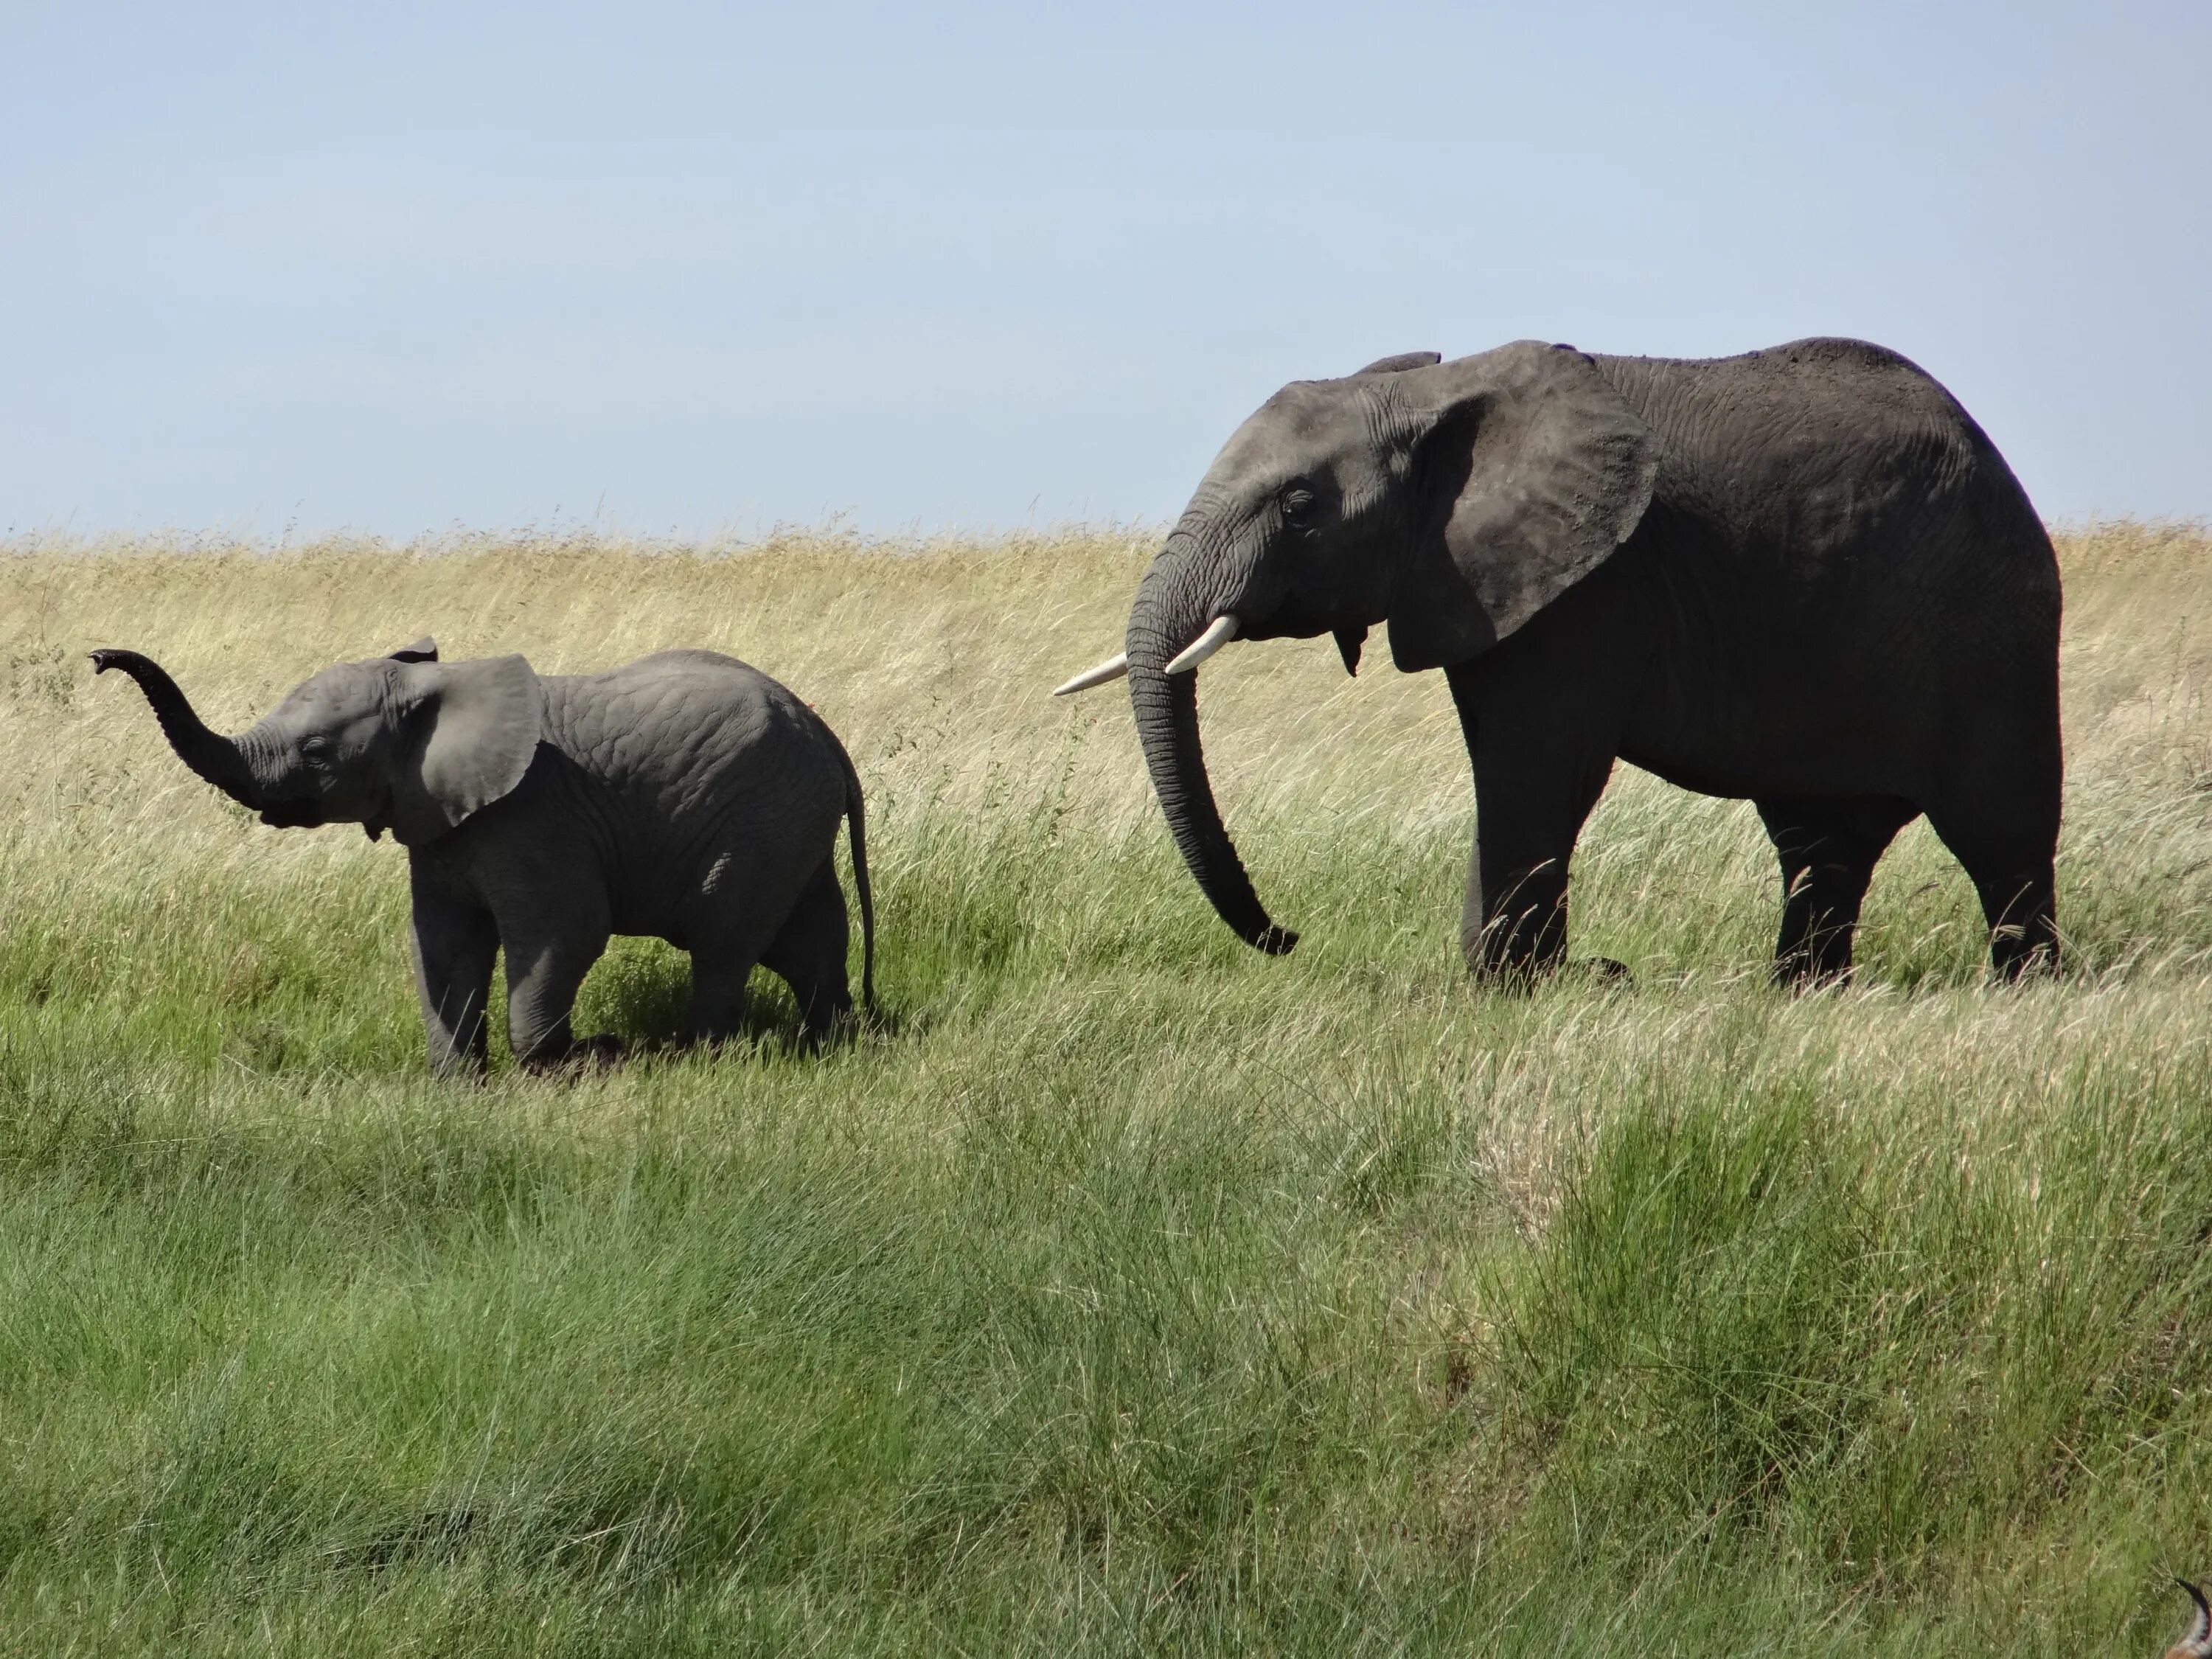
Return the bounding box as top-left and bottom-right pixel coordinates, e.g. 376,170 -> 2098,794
678,870 -> 782,1049
409,871 -> 500,1078
1923,729 -> 2062,979
759,855 -> 854,1043
499,905 -> 613,1069
1447,664 -> 1616,980
1463,791 -> 1607,978
680,949 -> 759,1049
1924,810 -> 2059,979
1756,796 -> 1916,987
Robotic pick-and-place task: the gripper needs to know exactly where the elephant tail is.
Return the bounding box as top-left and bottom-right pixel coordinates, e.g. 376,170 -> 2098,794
836,742 -> 877,1016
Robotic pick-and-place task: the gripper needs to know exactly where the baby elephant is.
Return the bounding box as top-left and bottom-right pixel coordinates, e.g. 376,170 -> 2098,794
94,640 -> 874,1075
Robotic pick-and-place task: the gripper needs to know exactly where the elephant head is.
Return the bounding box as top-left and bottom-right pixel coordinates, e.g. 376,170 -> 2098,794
91,638 -> 546,846
1054,341 -> 1660,953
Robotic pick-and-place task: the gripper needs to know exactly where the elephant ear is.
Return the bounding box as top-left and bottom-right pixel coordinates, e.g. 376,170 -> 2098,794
1385,341 -> 1659,673
386,655 -> 546,846
387,636 -> 439,663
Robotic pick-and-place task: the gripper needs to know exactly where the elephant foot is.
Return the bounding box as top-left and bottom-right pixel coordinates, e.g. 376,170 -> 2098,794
796,1005 -> 867,1051
569,1034 -> 630,1070
523,1034 -> 630,1077
1463,953 -> 1630,992
1771,956 -> 1854,992
1989,931 -> 2062,983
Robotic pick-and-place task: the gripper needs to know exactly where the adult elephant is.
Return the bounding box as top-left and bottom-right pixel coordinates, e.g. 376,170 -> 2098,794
1054,338 -> 2061,982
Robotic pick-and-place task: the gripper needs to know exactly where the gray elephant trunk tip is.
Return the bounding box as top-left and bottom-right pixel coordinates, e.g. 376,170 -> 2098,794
91,647 -> 262,810
1122,539 -> 1300,956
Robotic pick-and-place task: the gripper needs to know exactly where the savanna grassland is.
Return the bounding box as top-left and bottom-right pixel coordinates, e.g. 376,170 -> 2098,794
2,521 -> 2211,1655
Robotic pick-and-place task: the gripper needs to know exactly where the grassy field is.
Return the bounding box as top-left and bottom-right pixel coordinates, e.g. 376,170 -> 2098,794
3,520 -> 2211,1655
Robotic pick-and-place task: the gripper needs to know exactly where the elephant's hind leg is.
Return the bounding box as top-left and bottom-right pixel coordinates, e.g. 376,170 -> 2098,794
679,892 -> 775,1050
1924,725 -> 2062,979
759,855 -> 854,1043
1925,809 -> 2059,979
681,948 -> 759,1049
1756,795 -> 1916,987
680,859 -> 814,1051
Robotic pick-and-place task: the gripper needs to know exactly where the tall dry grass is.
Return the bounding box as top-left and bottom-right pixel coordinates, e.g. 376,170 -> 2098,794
4,520 -> 2205,854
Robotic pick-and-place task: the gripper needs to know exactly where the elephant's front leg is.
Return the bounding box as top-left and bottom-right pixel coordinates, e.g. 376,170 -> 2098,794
1447,663 -> 1616,980
1464,839 -> 1574,976
498,904 -> 614,1071
408,866 -> 500,1078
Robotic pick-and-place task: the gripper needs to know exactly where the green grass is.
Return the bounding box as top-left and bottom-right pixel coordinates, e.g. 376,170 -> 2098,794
3,525 -> 2211,1653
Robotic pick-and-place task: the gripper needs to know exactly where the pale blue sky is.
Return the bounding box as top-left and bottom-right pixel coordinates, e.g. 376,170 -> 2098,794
2,2 -> 2204,537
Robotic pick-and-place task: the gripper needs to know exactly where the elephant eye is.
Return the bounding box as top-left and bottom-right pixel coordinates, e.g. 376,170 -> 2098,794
1281,486 -> 1316,524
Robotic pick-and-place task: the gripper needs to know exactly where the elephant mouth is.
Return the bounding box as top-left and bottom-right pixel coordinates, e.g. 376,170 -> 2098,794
259,799 -> 330,830
1234,595 -> 1334,644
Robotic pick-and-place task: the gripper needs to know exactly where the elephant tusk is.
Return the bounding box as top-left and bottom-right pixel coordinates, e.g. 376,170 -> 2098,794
1164,614 -> 1239,675
1051,653 -> 1130,697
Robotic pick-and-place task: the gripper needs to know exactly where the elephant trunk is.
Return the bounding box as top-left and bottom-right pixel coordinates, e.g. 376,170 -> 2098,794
90,649 -> 264,810
1124,542 -> 1297,956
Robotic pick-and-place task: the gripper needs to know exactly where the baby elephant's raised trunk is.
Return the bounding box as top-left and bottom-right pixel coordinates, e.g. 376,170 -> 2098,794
90,650 -> 262,810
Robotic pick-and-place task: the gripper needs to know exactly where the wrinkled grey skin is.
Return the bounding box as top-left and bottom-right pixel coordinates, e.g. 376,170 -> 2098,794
1119,338 -> 2061,982
93,640 -> 874,1074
